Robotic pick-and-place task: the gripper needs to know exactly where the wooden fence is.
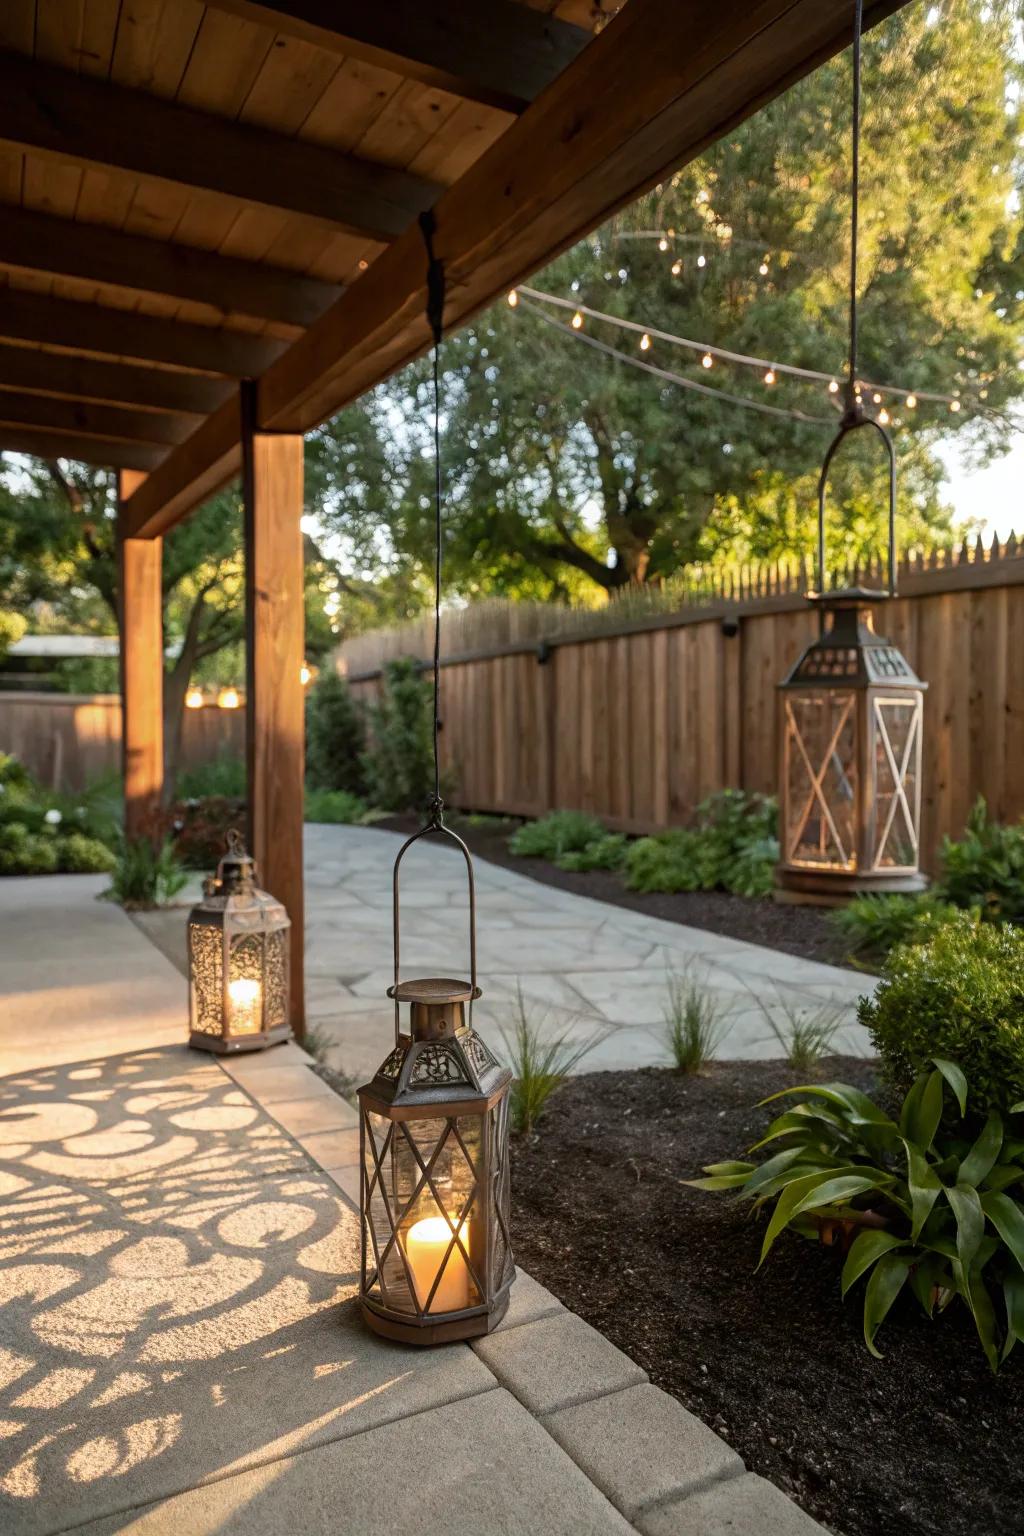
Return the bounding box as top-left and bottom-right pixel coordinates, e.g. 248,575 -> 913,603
0,693 -> 245,792
347,537 -> 1024,873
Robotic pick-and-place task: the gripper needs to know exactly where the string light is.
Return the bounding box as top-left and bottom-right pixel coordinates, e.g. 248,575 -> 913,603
828,379 -> 840,394
878,407 -> 891,426
759,260 -> 770,276
507,289 -> 519,308
671,259 -> 683,276
950,398 -> 961,412
640,333 -> 652,351
658,237 -> 669,252
702,351 -> 714,369
764,368 -> 776,385
905,393 -> 917,409
872,391 -> 882,404
571,310 -> 583,329
697,254 -> 707,268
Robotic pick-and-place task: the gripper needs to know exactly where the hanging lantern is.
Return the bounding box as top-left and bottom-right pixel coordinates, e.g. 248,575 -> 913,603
358,826 -> 514,1345
187,831 -> 291,1052
776,0 -> 925,905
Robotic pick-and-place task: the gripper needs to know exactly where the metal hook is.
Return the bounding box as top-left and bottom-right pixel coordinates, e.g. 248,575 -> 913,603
815,411 -> 897,629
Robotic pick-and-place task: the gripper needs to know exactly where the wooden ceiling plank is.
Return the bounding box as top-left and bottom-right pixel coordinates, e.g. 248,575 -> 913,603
123,0 -> 908,535
200,0 -> 592,114
0,203 -> 341,325
0,289 -> 287,375
0,51 -> 443,242
0,391 -> 196,447
35,0 -> 121,76
0,342 -> 233,413
0,426 -> 167,471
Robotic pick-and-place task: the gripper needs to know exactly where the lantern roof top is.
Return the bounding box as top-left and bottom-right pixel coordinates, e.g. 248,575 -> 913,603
781,602 -> 925,692
388,976 -> 481,1006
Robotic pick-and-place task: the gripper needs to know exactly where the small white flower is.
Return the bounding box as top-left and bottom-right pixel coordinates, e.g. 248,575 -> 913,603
44,809 -> 62,826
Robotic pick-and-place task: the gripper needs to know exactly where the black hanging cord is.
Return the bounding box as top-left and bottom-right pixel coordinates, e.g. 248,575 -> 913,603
846,0 -> 864,421
419,210 -> 445,824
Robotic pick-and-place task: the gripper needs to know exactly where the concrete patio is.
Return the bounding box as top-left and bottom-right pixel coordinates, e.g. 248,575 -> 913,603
0,865 -> 842,1535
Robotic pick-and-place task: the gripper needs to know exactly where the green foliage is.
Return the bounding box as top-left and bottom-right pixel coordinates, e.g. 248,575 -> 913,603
509,810 -> 608,862
625,791 -> 778,896
177,754 -> 246,800
754,992 -> 846,1076
500,984 -> 601,1136
0,752 -> 31,788
936,798 -> 1024,926
305,671 -> 368,796
688,1061 -> 1024,1370
555,833 -> 628,873
362,658 -> 434,812
104,837 -> 188,909
0,756 -> 119,873
860,916 -> 1024,1119
58,832 -> 117,874
168,798 -> 245,871
304,788 -> 371,825
662,967 -> 728,1073
829,891 -> 965,961
0,823 -> 59,875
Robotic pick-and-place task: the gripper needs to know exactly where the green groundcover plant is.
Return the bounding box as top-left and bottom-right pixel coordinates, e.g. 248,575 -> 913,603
508,809 -> 607,861
0,753 -> 118,874
860,915 -> 1024,1118
688,1060 -> 1024,1370
625,790 -> 778,898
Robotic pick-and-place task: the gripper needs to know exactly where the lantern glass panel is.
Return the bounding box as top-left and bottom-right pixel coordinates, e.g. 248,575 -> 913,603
871,697 -> 921,870
189,920 -> 223,1036
784,690 -> 858,869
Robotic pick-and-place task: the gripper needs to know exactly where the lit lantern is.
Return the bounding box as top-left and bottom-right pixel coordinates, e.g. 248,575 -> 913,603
358,825 -> 514,1345
217,686 -> 240,709
776,414 -> 926,905
187,831 -> 291,1053
184,686 -> 204,709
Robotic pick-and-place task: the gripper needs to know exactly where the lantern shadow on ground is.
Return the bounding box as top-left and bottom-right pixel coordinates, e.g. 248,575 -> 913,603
0,1048 -> 476,1536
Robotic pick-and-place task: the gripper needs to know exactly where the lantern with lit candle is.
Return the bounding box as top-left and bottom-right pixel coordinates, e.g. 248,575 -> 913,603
358,824 -> 514,1345
187,831 -> 291,1053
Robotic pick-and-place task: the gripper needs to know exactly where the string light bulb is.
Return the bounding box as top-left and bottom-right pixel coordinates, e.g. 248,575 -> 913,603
571,310 -> 583,330
905,393 -> 917,409
671,259 -> 683,276
658,237 -> 669,252
764,368 -> 776,386
701,351 -> 714,369
828,379 -> 840,394
872,391 -> 882,405
950,398 -> 961,412
507,289 -> 519,307
758,260 -> 770,276
878,407 -> 891,426
697,254 -> 707,268
639,332 -> 651,352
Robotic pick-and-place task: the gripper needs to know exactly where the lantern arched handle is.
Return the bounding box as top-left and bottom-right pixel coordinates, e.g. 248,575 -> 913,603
391,822 -> 478,1043
816,412 -> 896,608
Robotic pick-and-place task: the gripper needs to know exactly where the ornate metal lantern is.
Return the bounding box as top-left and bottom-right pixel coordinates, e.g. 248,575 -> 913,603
187,831 -> 291,1053
358,825 -> 514,1346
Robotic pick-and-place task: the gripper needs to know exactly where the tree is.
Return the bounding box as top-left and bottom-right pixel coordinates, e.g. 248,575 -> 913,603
308,3 -> 1023,597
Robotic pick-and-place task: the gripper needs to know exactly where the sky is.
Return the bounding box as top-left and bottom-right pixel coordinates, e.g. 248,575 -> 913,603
938,432 -> 1023,541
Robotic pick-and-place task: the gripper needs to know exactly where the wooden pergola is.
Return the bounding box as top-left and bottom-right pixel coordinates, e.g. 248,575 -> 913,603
0,0 -> 902,1033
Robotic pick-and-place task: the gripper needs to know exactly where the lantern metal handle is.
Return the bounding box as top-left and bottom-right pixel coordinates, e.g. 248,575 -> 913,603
391,821 -> 478,1043
816,410 -> 897,614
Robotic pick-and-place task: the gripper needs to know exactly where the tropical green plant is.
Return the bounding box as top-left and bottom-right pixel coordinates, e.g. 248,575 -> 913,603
828,891 -> 965,961
625,791 -> 778,897
936,798 -> 1024,926
555,833 -> 627,873
362,657 -> 435,812
661,966 -> 728,1073
305,670 -> 368,796
508,809 -> 607,861
688,1060 -> 1024,1370
103,836 -> 188,909
177,753 -> 246,799
861,915 -> 1024,1118
499,984 -> 601,1135
304,788 -> 371,824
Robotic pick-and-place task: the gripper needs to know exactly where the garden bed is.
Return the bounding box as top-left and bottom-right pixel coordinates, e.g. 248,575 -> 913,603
509,1059 -> 1023,1536
374,812 -> 852,969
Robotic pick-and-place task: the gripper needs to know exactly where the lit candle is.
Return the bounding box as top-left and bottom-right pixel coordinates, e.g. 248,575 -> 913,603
405,1216 -> 470,1313
228,977 -> 261,1034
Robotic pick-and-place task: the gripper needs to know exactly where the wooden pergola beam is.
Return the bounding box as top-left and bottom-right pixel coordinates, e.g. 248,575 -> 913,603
0,345 -> 233,416
119,473 -> 164,841
0,291 -> 285,377
202,0 -> 590,115
0,427 -> 166,471
0,52 -> 440,244
0,393 -> 195,448
123,0 -> 908,537
121,400 -> 243,539
0,205 -> 341,329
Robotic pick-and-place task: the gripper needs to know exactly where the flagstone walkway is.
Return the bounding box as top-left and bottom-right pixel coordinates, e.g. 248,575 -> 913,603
0,871 -> 833,1536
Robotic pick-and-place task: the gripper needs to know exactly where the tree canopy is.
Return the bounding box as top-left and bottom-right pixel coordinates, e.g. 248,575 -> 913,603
307,1 -> 1024,600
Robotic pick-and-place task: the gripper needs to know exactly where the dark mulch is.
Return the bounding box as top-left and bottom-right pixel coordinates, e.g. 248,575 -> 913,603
373,812 -> 855,969
509,1061 -> 1023,1536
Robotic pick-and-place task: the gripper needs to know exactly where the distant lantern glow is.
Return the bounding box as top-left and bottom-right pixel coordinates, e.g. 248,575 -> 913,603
764,368 -> 776,386
507,289 -> 518,308
878,407 -> 891,426
872,392 -> 882,405
300,662 -> 314,686
906,394 -> 918,409
571,310 -> 583,329
185,687 -> 204,710
658,237 -> 669,252
640,332 -> 651,352
218,687 -> 240,710
671,259 -> 683,276
701,352 -> 714,369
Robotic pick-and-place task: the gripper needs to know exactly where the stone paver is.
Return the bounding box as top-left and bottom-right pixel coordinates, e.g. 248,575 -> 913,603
639,1473 -> 831,1536
473,1311 -> 648,1415
299,826 -> 874,1083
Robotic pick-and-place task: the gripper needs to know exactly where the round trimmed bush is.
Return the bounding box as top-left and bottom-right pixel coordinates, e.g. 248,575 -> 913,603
59,832 -> 117,874
0,823 -> 59,875
859,914 -> 1024,1116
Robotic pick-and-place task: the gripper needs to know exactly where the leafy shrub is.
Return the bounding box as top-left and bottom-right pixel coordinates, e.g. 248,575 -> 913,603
860,915 -> 1024,1118
306,671 -> 367,796
688,1059 -> 1024,1370
0,752 -> 31,788
168,797 -> 246,871
829,891 -> 964,961
936,797 -> 1024,925
662,966 -> 728,1072
0,823 -> 59,875
500,984 -> 602,1135
59,832 -> 117,874
625,790 -> 778,897
509,810 -> 607,861
555,833 -> 627,873
362,658 -> 434,812
304,788 -> 370,824
177,754 -> 246,799
104,836 -> 188,909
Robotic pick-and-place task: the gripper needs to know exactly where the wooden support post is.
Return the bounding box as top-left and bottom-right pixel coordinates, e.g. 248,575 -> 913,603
118,470 -> 164,839
241,384 -> 306,1040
